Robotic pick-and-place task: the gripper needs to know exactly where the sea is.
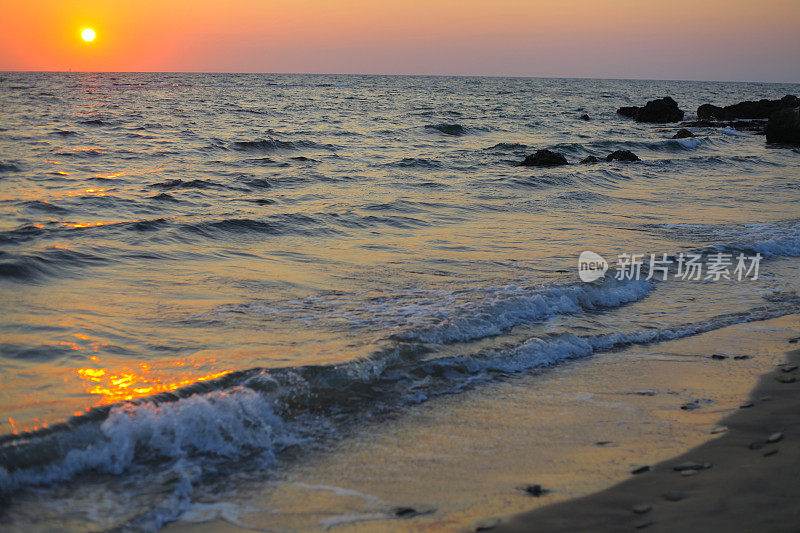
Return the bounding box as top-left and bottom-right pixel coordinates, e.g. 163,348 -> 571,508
0,73 -> 799,530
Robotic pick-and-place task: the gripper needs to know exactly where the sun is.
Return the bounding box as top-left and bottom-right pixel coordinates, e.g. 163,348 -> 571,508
81,28 -> 96,42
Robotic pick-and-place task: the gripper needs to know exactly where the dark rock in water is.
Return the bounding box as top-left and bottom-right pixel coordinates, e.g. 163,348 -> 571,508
697,95 -> 800,120
580,155 -> 602,164
617,106 -> 639,118
680,119 -> 767,134
521,484 -> 550,497
595,440 -> 613,446
697,103 -> 726,120
395,507 -> 418,517
711,354 -> 727,360
631,465 -> 650,475
764,449 -> 779,457
776,374 -> 798,383
425,123 -> 465,136
522,149 -> 568,167
789,336 -> 800,344
766,107 -> 800,145
635,97 -> 684,123
672,128 -> 695,139
749,441 -> 765,450
580,114 -> 591,120
635,519 -> 654,529
632,504 -> 652,515
740,402 -> 754,409
606,150 -> 640,162
673,461 -> 711,471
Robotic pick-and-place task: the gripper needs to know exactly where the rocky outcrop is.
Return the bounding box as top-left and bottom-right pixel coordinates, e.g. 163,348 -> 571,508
606,150 -> 640,162
617,97 -> 684,123
521,149 -> 568,167
697,95 -> 800,120
766,107 -> 800,145
617,106 -> 639,118
580,151 -> 640,163
672,128 -> 695,139
580,114 -> 591,121
680,120 -> 767,134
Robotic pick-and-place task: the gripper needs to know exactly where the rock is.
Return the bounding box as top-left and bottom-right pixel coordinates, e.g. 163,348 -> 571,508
697,103 -> 725,120
595,440 -> 613,446
522,149 -> 568,167
580,114 -> 591,120
580,155 -> 602,164
681,401 -> 700,411
663,490 -> 685,502
634,97 -> 684,123
521,484 -> 549,497
680,120 -> 767,134
740,402 -> 754,409
672,128 -> 695,139
776,375 -> 798,383
766,432 -> 784,443
710,426 -> 728,434
617,106 -> 639,118
766,107 -> 800,145
631,465 -> 651,475
789,336 -> 800,344
711,354 -> 727,360
780,364 -> 798,373
673,462 -> 711,472
635,519 -> 654,529
734,355 -> 752,360
749,441 -> 764,450
632,504 -> 652,514
606,150 -> 640,162
764,449 -> 779,457
395,507 -> 418,517
425,123 -> 465,136
698,95 -> 800,120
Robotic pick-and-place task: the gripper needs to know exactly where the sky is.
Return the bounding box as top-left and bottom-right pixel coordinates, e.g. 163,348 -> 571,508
1,0 -> 799,82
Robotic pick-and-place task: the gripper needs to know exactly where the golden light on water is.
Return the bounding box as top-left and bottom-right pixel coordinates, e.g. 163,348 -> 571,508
81,28 -> 95,42
76,359 -> 230,404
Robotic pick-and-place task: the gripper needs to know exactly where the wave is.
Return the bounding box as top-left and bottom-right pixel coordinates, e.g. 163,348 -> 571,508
394,277 -> 652,344
650,218 -> 800,258
386,157 -> 442,169
2,298 -> 797,500
232,138 -> 335,152
0,248 -> 113,282
0,161 -> 21,172
78,119 -> 110,126
424,124 -> 466,136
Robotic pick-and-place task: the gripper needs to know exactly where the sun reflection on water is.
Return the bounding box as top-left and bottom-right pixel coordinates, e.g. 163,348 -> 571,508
76,358 -> 230,404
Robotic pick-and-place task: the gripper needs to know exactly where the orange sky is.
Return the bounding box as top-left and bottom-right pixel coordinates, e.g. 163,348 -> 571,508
1,0 -> 799,81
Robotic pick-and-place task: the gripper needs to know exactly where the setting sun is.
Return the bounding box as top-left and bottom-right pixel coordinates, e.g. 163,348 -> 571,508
81,28 -> 95,42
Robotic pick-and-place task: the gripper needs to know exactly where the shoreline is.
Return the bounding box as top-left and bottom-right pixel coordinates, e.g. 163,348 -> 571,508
159,315 -> 800,532
492,344 -> 800,532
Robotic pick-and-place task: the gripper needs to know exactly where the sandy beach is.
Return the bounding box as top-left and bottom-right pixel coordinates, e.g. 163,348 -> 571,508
494,345 -> 800,532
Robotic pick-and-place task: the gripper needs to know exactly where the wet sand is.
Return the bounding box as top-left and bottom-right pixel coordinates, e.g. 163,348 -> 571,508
493,346 -> 800,532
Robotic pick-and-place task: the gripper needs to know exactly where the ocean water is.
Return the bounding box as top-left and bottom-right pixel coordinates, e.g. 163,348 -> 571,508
0,73 -> 799,529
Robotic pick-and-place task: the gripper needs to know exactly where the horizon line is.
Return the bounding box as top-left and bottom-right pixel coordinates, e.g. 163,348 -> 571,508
2,70 -> 799,85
